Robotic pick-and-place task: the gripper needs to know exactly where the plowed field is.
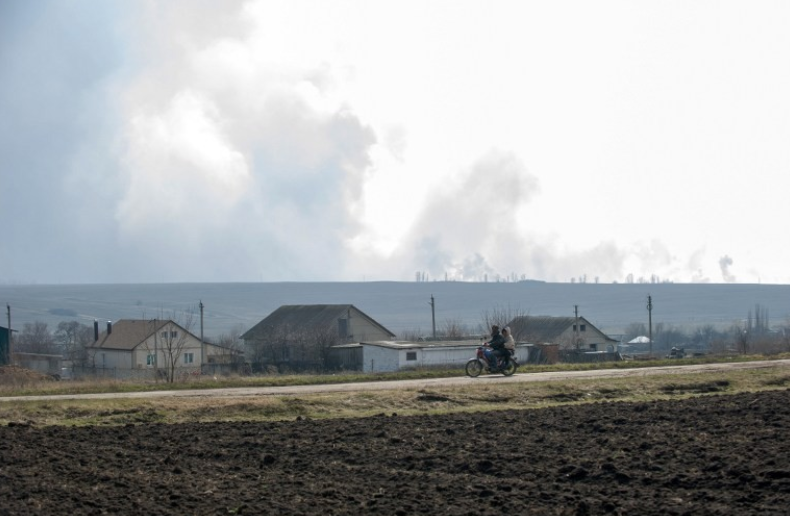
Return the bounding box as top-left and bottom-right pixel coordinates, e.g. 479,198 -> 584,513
1,389 -> 789,515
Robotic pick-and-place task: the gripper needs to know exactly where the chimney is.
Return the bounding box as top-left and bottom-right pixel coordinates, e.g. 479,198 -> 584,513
93,320 -> 99,342
107,321 -> 112,335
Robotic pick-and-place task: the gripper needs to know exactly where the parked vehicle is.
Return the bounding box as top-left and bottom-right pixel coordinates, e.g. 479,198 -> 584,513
465,345 -> 518,377
666,347 -> 686,359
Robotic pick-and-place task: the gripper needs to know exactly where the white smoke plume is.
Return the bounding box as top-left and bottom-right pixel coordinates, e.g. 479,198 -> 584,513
109,2 -> 377,281
719,255 -> 736,283
3,1 -> 789,284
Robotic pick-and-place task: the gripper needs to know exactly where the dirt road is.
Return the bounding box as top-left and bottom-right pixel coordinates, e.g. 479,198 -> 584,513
2,359 -> 788,402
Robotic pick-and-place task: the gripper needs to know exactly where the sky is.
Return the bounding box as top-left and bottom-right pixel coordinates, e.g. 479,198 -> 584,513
1,1 -> 788,285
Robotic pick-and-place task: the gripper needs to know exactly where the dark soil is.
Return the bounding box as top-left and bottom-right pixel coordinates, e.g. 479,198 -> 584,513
1,389 -> 789,515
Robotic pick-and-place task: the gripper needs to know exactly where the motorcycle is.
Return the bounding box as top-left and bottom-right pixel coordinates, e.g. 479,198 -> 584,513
465,345 -> 518,377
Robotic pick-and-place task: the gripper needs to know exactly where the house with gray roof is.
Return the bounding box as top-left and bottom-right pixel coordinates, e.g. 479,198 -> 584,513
507,315 -> 617,351
241,304 -> 396,371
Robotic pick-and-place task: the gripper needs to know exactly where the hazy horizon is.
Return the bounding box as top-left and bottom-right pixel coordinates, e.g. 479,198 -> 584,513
3,281 -> 789,340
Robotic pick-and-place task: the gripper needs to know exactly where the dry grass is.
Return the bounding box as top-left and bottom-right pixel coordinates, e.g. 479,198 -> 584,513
2,365 -> 789,426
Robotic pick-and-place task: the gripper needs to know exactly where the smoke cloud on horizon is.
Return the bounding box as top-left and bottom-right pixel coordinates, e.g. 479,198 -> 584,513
2,1 -> 788,284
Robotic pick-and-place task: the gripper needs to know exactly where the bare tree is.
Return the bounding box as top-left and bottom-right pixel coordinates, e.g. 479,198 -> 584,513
162,313 -> 195,383
480,304 -> 529,340
309,326 -> 342,372
733,322 -> 750,355
140,310 -> 196,383
246,323 -> 292,370
397,328 -> 425,341
440,318 -> 468,340
212,324 -> 246,365
16,322 -> 58,354
54,321 -> 93,366
245,322 -> 343,373
652,323 -> 686,353
690,324 -> 717,352
246,323 -> 295,372
781,320 -> 790,353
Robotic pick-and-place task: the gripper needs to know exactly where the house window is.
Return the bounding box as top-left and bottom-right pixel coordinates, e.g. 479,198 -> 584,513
146,354 -> 156,366
573,324 -> 587,332
183,352 -> 194,364
161,330 -> 178,339
338,318 -> 348,339
406,351 -> 417,361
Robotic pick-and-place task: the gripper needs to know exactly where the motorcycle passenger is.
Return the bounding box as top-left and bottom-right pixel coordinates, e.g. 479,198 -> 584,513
502,327 -> 516,357
484,325 -> 507,370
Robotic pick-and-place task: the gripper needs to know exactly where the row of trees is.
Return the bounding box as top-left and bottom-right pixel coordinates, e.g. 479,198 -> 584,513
622,304 -> 789,355
14,321 -> 93,363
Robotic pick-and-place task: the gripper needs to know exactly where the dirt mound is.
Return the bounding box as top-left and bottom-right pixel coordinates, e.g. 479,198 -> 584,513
0,365 -> 55,384
1,389 -> 789,515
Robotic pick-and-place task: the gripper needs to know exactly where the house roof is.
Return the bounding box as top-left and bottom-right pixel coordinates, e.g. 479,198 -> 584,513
508,315 -> 617,343
87,319 -> 198,351
242,304 -> 395,340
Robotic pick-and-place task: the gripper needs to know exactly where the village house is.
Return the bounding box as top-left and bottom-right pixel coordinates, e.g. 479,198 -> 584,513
507,315 -> 620,363
508,315 -> 617,350
241,304 -> 396,371
85,319 -> 237,380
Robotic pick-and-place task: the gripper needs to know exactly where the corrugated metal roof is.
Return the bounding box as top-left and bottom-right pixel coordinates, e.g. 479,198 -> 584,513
359,340 -> 489,350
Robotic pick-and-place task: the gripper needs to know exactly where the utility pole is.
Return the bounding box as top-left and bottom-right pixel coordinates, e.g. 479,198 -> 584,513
574,304 -> 580,349
199,300 -> 205,372
430,295 -> 436,340
6,304 -> 11,365
647,295 -> 653,357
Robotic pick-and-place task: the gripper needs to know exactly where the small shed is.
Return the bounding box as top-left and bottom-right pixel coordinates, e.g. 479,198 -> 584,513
12,352 -> 62,376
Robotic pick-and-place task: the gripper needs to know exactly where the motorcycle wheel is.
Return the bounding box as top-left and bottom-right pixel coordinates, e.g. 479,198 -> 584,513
501,359 -> 517,376
465,359 -> 483,377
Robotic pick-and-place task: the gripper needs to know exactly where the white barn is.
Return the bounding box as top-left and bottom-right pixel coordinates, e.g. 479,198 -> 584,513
359,340 -> 532,373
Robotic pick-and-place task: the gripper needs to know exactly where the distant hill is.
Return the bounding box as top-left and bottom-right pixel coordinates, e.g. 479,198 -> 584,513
2,282 -> 788,340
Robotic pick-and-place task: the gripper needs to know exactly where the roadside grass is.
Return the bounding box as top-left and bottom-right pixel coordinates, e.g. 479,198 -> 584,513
0,367 -> 468,397
2,352 -> 787,398
1,364 -> 789,427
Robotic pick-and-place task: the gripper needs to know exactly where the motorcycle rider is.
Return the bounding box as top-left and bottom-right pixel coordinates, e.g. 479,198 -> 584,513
484,325 -> 507,370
